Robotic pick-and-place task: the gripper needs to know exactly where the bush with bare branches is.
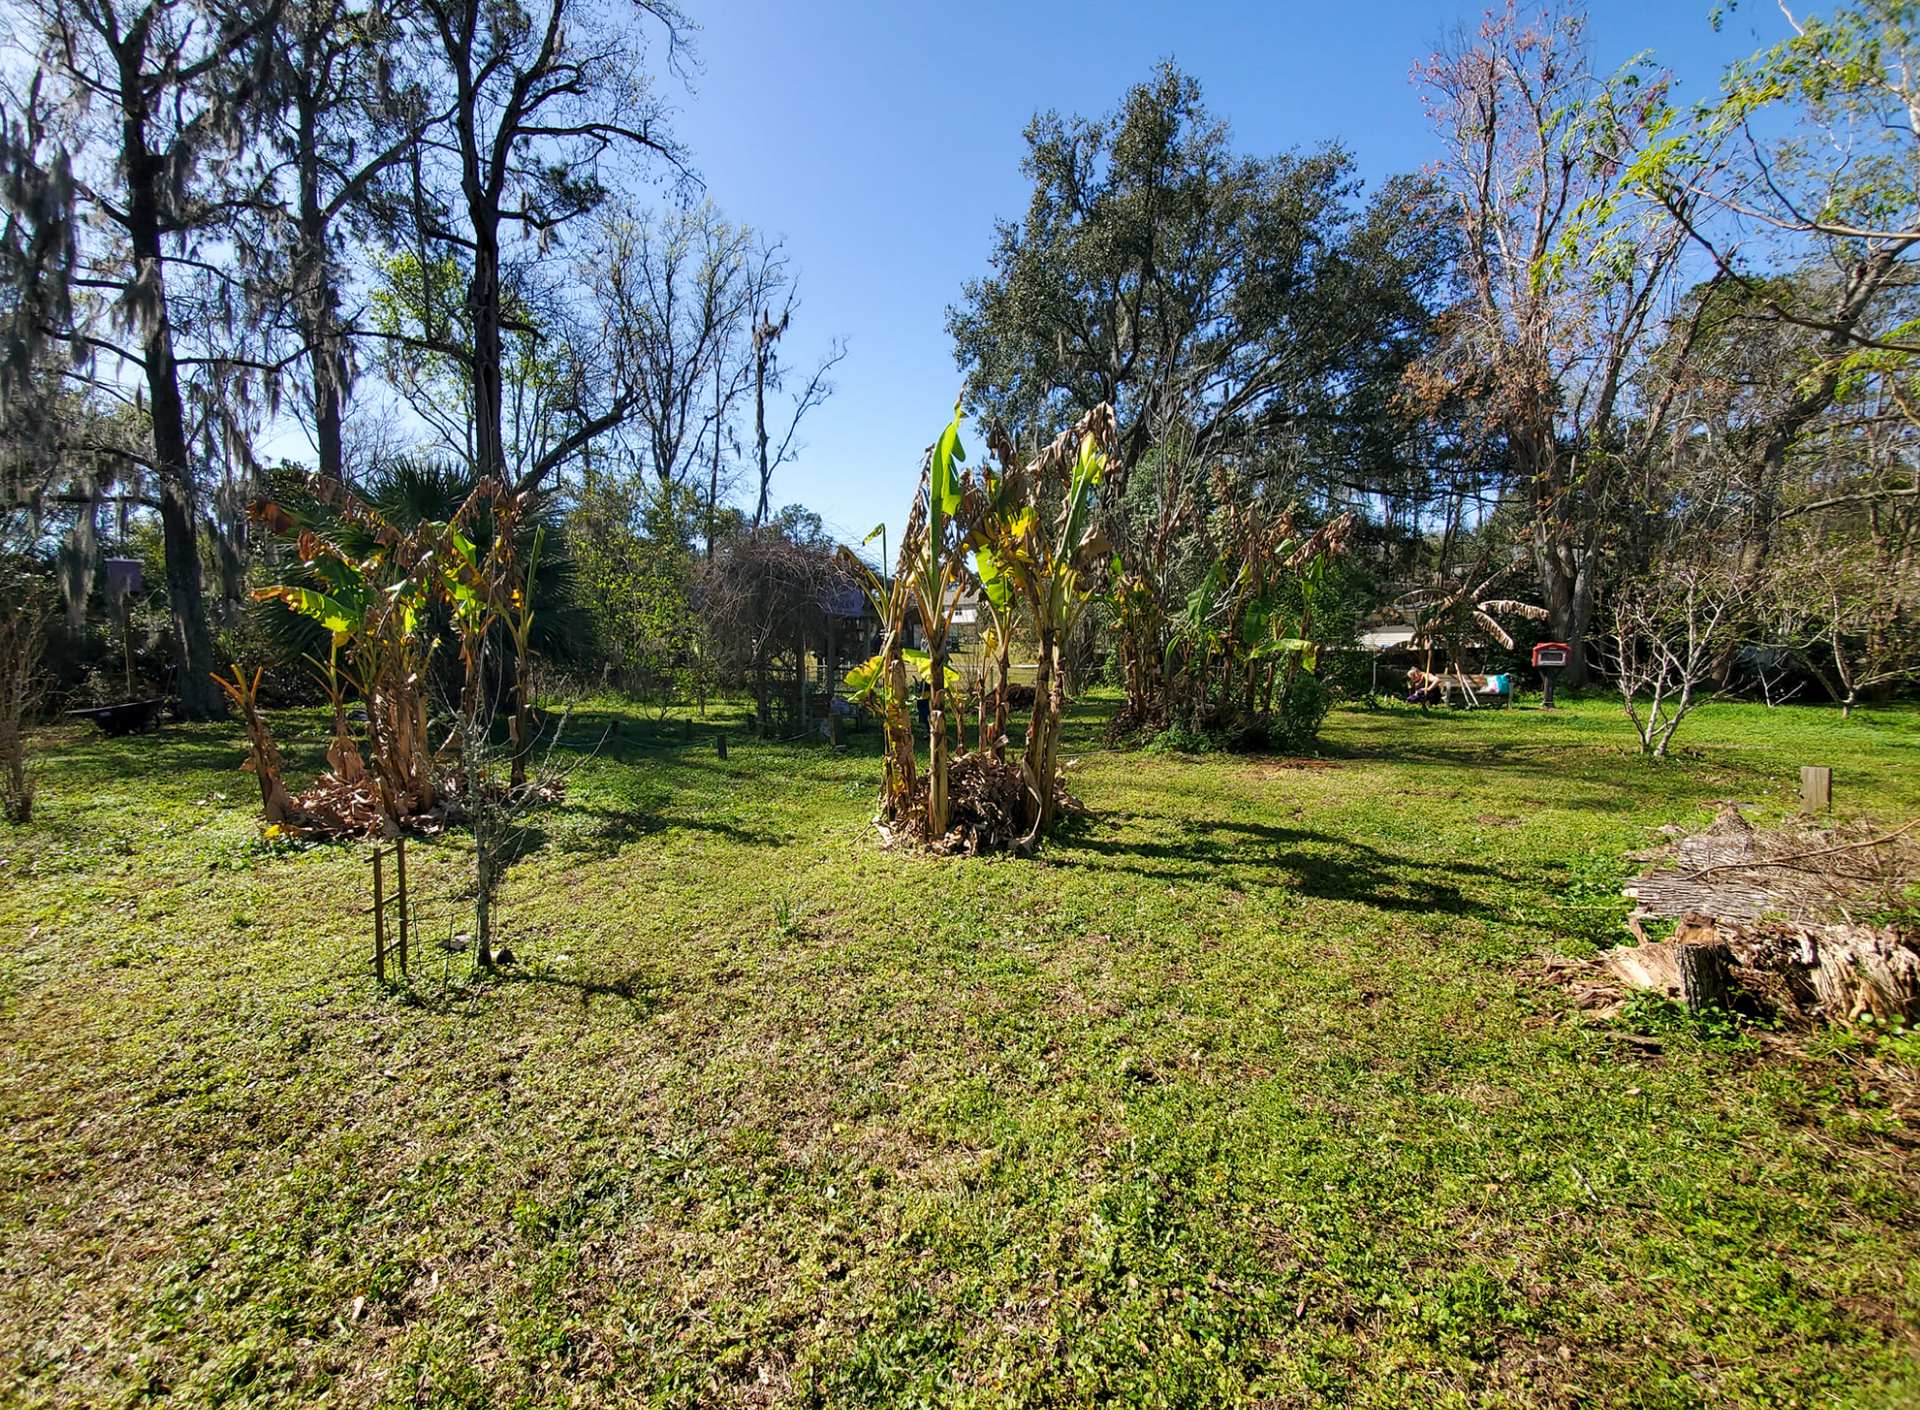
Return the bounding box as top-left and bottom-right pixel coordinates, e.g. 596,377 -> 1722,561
696,513 -> 847,734
1603,558 -> 1753,757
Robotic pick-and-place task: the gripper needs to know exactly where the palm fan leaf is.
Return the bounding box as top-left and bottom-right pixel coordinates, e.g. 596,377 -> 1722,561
1478,599 -> 1549,620
1471,609 -> 1516,650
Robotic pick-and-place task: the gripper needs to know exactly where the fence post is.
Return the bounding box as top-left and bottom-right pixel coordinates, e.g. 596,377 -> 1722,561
1800,765 -> 1832,814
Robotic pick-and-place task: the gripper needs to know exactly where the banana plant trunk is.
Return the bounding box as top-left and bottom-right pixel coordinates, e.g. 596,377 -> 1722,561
883,647 -> 917,815
928,630 -> 950,839
1023,623 -> 1057,831
992,635 -> 1010,763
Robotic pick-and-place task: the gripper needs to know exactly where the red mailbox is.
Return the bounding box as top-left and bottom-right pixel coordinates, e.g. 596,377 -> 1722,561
1532,641 -> 1569,709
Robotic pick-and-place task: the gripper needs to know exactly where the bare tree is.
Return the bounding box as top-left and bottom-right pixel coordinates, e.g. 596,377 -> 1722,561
1414,4 -> 1701,685
590,202 -> 761,495
392,0 -> 689,493
748,295 -> 842,528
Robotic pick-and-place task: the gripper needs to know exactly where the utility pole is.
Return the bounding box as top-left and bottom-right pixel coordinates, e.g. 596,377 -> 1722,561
752,305 -> 789,528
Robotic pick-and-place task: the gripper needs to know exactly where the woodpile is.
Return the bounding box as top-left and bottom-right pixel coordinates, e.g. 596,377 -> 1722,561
1558,809 -> 1920,1026
1623,804 -> 1917,922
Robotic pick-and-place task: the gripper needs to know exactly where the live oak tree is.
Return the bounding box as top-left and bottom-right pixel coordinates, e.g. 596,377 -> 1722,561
3,0 -> 287,717
949,63 -> 1452,726
951,63 -> 1445,495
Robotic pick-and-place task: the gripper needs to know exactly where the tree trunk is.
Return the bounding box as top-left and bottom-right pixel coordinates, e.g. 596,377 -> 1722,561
119,67 -> 221,718
468,226 -> 507,484
707,354 -> 723,558
295,79 -> 347,484
1534,539 -> 1582,689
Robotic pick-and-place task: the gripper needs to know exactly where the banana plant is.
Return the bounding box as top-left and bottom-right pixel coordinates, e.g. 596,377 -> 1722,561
907,403 -> 970,839
253,489 -> 442,827
837,516 -> 926,827
1157,506 -> 1353,729
210,665 -> 297,825
969,405 -> 1115,836
1107,555 -> 1162,728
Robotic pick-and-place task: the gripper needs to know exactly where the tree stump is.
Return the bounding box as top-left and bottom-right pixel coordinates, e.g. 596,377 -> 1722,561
1678,941 -> 1735,1012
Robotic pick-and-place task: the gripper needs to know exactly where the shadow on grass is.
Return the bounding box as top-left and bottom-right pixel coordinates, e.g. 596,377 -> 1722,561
1060,815 -> 1514,918
494,965 -> 664,1017
558,803 -> 788,857
1306,717 -> 1743,810
396,962 -> 664,1018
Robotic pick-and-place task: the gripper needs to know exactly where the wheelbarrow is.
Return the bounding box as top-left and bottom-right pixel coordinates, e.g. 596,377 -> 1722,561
65,698 -> 167,736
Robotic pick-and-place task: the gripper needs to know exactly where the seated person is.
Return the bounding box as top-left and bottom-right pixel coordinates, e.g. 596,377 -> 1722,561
1404,667 -> 1444,705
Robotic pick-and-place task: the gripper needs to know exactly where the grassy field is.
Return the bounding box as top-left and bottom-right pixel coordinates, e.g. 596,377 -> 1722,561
2,692 -> 1918,1409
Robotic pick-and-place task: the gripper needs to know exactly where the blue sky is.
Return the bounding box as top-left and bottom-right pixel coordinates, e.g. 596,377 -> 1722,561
661,1 -> 1795,549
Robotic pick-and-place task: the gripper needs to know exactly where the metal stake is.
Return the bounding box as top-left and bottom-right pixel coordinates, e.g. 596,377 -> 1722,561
372,846 -> 387,983
394,836 -> 409,975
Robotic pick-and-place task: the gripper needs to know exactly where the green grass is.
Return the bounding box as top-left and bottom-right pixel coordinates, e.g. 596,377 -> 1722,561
2,693 -> 1918,1408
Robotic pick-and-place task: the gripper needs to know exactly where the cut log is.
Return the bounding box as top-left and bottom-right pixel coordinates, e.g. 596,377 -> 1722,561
1673,913 -> 1718,946
1603,941 -> 1681,994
